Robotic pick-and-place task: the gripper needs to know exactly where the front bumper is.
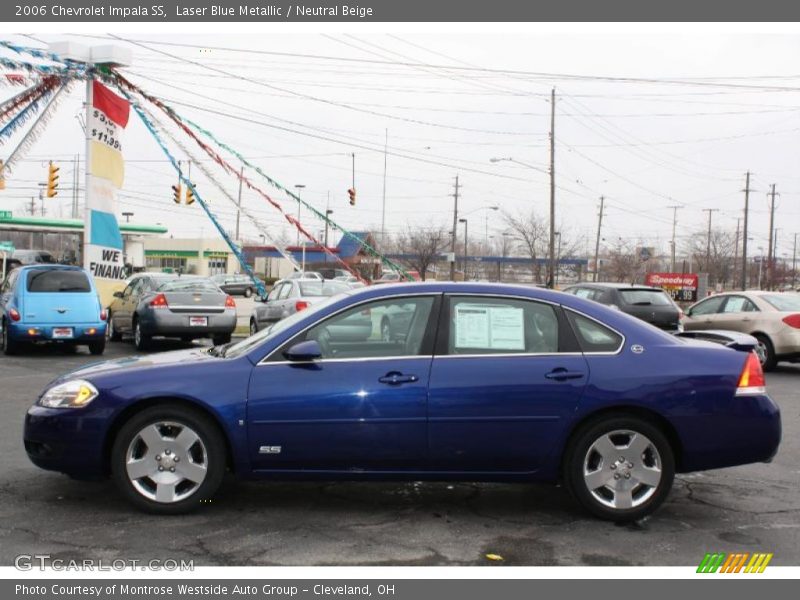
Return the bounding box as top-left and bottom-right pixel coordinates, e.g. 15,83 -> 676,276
24,404 -> 110,478
8,321 -> 106,343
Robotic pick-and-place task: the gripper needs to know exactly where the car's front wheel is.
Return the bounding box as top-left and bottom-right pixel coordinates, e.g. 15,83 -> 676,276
249,318 -> 258,336
110,404 -> 226,514
133,319 -> 150,352
564,416 -> 675,522
244,287 -> 253,298
107,314 -> 122,342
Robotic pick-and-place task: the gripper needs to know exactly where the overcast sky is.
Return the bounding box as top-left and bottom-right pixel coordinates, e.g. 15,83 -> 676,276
2,32 -> 799,259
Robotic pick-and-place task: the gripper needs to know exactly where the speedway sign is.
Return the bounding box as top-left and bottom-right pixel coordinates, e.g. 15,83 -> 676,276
645,272 -> 699,302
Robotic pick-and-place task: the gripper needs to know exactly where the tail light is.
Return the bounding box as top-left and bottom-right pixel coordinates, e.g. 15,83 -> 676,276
736,351 -> 766,396
8,308 -> 20,322
782,314 -> 800,329
295,300 -> 309,312
100,309 -> 107,321
149,293 -> 169,309
225,295 -> 236,309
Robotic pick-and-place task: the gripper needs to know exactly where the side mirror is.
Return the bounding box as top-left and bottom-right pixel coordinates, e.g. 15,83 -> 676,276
284,340 -> 322,362
113,291 -> 124,298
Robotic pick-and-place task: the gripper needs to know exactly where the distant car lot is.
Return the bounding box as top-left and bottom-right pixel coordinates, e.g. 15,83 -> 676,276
1,340 -> 798,565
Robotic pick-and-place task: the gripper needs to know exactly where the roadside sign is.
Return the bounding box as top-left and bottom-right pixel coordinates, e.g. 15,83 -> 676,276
0,210 -> 11,219
645,272 -> 699,302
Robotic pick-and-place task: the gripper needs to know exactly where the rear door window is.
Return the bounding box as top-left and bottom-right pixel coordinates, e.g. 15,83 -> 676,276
721,296 -> 759,313
26,269 -> 90,293
689,296 -> 725,316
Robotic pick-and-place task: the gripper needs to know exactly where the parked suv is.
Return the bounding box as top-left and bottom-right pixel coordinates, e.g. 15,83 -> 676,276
563,282 -> 683,333
0,265 -> 107,355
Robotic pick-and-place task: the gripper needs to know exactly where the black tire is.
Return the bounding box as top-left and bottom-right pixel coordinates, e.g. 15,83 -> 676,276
213,333 -> 232,346
249,318 -> 258,336
244,287 -> 253,298
88,340 -> 106,355
133,318 -> 150,352
1,318 -> 18,356
563,415 -> 675,522
107,314 -> 122,342
754,334 -> 777,372
110,404 -> 227,514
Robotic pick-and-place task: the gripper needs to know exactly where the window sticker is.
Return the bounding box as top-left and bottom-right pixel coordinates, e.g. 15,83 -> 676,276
454,303 -> 525,350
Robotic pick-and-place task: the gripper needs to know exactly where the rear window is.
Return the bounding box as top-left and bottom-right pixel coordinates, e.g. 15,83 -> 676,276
299,281 -> 348,297
566,311 -> 623,353
619,289 -> 672,306
26,269 -> 91,293
761,294 -> 800,312
157,279 -> 220,293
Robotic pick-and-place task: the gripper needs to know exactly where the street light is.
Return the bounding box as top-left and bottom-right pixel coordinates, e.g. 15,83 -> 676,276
490,157 -> 554,288
459,218 -> 469,280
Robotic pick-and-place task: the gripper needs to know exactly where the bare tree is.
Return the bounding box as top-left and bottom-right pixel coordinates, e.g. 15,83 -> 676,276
503,209 -> 549,283
681,228 -> 737,287
393,227 -> 448,281
603,239 -> 641,283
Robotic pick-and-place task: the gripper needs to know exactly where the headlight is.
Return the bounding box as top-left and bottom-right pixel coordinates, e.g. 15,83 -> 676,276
39,380 -> 99,409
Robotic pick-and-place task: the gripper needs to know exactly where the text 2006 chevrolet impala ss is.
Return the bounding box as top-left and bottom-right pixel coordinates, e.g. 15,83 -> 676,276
24,283 -> 781,521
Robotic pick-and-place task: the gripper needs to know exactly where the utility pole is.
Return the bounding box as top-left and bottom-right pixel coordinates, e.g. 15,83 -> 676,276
449,175 -> 461,281
766,184 -> 777,290
234,165 -> 244,242
548,87 -> 556,289
593,196 -> 605,282
381,129 -> 388,244
741,171 -> 751,290
733,218 -> 740,289
702,208 -> 719,273
668,205 -> 682,272
71,154 -> 79,219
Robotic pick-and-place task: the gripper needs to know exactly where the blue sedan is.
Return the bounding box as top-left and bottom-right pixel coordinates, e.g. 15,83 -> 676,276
24,283 -> 781,521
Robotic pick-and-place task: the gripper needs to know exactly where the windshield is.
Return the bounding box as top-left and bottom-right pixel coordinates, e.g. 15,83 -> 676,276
299,281 -> 348,297
26,269 -> 91,293
620,289 -> 672,306
762,294 -> 800,312
157,278 -> 220,293
224,299 -> 332,359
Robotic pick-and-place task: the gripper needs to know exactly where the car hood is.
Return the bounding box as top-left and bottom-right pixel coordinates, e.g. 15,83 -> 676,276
59,347 -> 217,382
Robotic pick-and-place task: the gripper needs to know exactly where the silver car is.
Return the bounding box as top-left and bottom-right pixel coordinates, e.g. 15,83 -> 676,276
682,290 -> 800,370
107,274 -> 237,351
249,279 -> 349,335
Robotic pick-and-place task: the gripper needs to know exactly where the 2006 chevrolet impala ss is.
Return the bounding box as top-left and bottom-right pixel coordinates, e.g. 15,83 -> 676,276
24,283 -> 781,521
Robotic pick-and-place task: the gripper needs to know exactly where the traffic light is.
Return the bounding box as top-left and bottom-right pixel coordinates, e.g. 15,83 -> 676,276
185,185 -> 195,205
347,187 -> 356,206
171,184 -> 182,204
46,161 -> 59,198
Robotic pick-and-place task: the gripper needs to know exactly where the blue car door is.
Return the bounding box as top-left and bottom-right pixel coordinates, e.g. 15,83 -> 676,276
246,294 -> 440,471
427,294 -> 590,473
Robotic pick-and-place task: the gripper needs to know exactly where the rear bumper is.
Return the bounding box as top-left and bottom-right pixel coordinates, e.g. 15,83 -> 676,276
676,393 -> 781,472
139,309 -> 236,337
8,321 -> 106,343
772,329 -> 800,357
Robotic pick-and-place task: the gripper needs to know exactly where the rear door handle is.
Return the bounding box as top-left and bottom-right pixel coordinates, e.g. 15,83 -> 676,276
378,372 -> 419,385
545,369 -> 585,381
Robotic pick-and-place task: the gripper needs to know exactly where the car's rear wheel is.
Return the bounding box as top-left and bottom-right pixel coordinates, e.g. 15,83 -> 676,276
107,314 -> 122,342
1,318 -> 18,356
110,404 -> 226,514
564,416 -> 674,522
754,334 -> 777,372
88,340 -> 106,355
244,287 -> 253,298
133,319 -> 150,352
213,334 -> 232,346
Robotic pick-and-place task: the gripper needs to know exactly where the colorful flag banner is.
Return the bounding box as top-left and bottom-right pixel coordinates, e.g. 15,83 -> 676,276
84,80 -> 129,296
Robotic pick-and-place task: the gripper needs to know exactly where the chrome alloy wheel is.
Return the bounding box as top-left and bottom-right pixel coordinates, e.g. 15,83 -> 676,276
582,429 -> 662,510
125,421 -> 208,503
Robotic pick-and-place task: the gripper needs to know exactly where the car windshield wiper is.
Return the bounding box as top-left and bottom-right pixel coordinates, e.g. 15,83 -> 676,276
631,301 -> 653,306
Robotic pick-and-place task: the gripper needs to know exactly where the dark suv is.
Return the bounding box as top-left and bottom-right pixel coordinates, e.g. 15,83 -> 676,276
563,282 -> 683,333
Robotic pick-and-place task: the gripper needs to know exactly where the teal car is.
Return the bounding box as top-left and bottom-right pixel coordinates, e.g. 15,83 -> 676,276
0,265 -> 107,355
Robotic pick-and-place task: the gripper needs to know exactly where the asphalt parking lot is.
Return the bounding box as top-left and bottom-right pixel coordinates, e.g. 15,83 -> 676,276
1,339 -> 798,567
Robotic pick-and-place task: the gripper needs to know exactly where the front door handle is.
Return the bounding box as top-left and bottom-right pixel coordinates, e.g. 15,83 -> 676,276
545,368 -> 585,382
378,371 -> 419,385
